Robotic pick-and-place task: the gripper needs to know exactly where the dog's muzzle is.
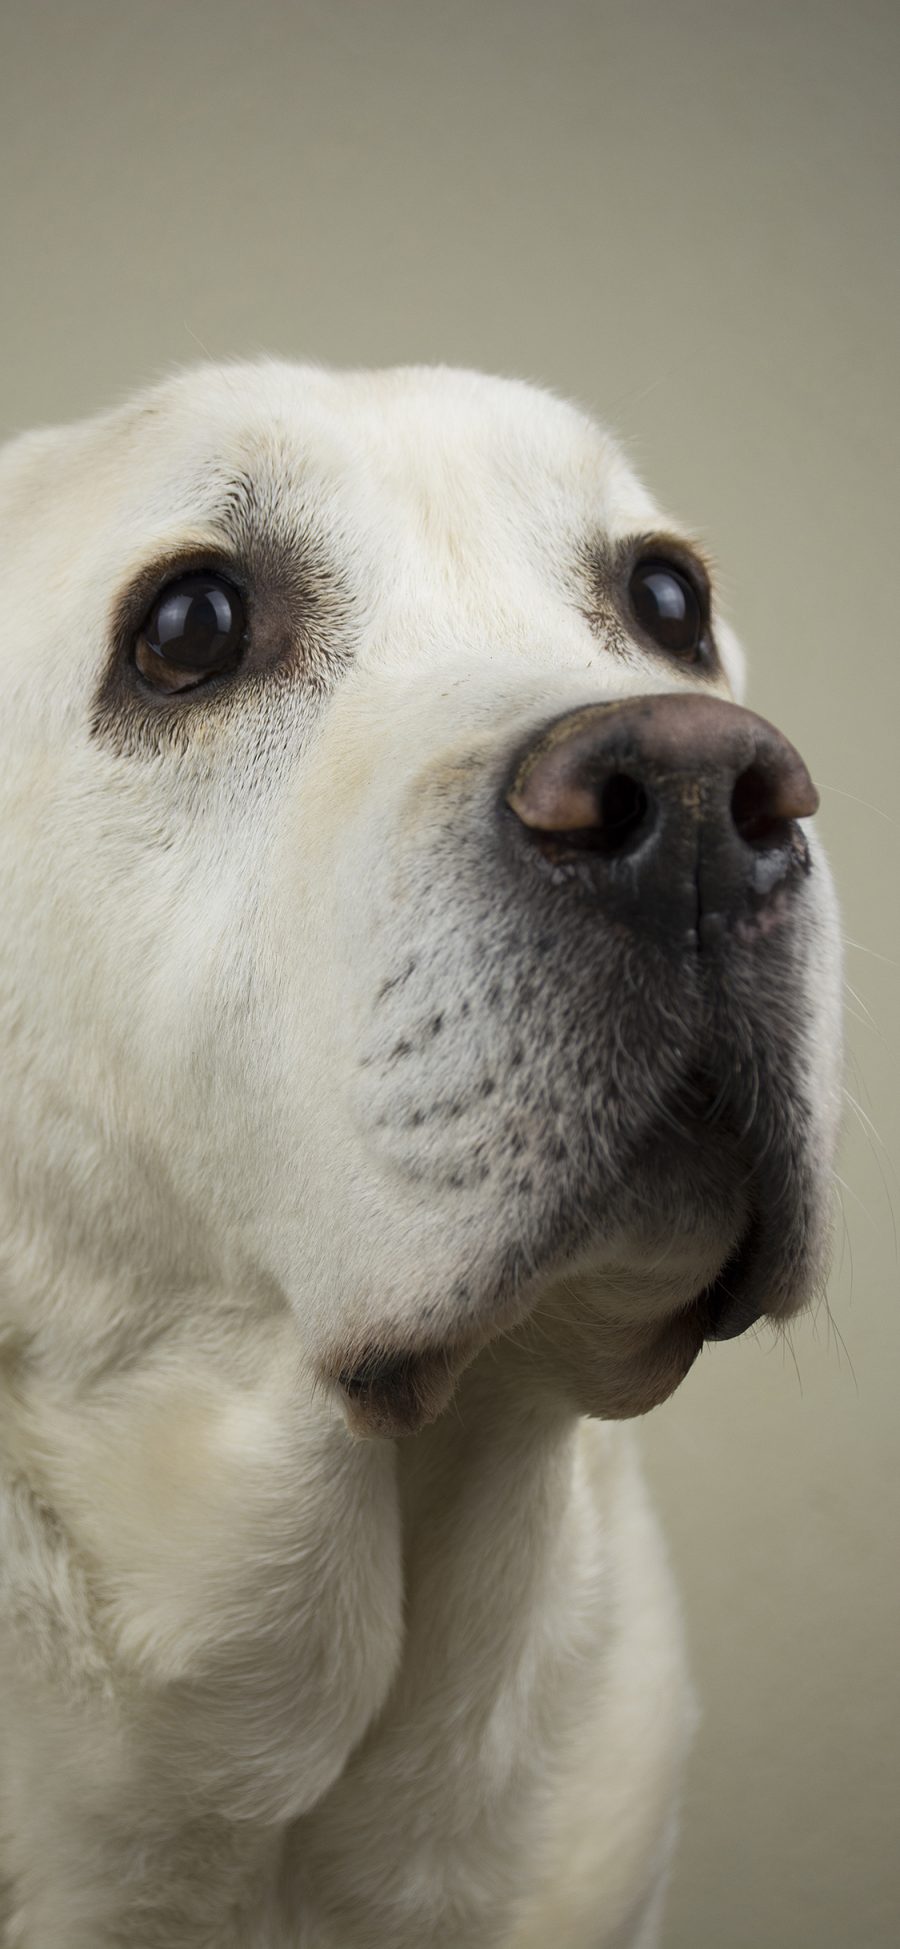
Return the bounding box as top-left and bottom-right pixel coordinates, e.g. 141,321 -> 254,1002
500,691 -> 822,1344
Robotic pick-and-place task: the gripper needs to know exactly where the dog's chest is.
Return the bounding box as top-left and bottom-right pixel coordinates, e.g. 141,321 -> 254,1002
249,1431 -> 621,1947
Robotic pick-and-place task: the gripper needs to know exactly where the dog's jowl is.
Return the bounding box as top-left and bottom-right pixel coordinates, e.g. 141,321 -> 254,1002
0,363 -> 841,1948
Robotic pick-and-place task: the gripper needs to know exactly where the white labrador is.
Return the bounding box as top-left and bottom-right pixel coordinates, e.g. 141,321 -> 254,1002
0,362 -> 841,1947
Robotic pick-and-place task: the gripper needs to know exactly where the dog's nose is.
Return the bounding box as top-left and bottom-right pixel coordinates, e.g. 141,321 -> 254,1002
503,693 -> 818,947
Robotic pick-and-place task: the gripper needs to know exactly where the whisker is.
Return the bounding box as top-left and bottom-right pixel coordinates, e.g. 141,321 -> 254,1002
842,1078 -> 890,1161
832,1183 -> 852,1292
840,1185 -> 855,1309
833,1172 -> 878,1227
820,1296 -> 859,1393
776,1319 -> 804,1399
842,979 -> 882,1037
841,1087 -> 898,1260
843,1004 -> 881,1037
182,322 -> 217,363
817,783 -> 896,824
842,937 -> 900,971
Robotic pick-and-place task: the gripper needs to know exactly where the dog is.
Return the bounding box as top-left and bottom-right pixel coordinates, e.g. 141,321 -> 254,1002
0,361 -> 841,1947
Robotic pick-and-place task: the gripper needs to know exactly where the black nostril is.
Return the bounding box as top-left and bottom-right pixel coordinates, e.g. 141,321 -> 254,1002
597,772 -> 651,853
730,764 -> 793,850
521,769 -> 654,859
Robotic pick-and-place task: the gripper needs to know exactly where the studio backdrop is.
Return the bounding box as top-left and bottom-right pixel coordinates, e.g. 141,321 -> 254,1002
1,4 -> 897,1944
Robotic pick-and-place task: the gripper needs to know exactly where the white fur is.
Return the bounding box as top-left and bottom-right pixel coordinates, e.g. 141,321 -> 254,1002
0,362 -> 841,1946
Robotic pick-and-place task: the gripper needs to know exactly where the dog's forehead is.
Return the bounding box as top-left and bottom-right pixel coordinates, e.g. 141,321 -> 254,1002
105,360 -> 664,558
3,361 -> 738,714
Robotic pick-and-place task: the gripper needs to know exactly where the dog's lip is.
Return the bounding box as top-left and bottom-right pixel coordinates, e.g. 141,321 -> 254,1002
331,1335 -> 480,1438
700,1209 -> 767,1340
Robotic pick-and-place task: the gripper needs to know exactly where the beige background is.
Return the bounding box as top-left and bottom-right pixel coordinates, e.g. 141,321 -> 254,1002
1,1 -> 898,1941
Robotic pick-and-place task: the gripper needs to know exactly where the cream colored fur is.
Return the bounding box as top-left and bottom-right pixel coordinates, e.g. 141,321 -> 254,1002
0,362 -> 841,1946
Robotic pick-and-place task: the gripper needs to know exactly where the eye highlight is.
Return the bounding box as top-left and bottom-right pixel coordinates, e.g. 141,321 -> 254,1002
134,572 -> 246,692
628,558 -> 706,663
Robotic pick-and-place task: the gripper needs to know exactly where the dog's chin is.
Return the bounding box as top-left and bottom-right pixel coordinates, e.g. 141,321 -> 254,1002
329,1227 -> 749,1440
331,1290 -> 709,1440
329,1102 -> 824,1438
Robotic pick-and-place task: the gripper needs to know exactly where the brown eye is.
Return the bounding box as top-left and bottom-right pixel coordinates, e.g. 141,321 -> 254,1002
134,573 -> 246,691
629,559 -> 705,661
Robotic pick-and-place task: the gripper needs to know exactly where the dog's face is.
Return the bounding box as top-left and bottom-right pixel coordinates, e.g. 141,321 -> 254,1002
0,362 -> 841,1436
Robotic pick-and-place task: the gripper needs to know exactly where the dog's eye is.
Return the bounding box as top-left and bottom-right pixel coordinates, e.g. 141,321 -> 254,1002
134,573 -> 246,692
628,559 -> 704,661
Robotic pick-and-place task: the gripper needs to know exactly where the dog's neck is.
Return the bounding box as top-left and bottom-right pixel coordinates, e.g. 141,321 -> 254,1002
2,1295 -> 638,1944
1,1296 -> 596,1791
281,1341 -> 619,1944
395,1343 -> 588,1684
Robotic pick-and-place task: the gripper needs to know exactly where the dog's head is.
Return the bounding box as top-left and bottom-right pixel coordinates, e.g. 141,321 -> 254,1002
0,362 -> 841,1435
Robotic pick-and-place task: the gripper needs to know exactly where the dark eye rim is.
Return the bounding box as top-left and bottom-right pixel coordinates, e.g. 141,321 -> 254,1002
111,548 -> 253,702
623,536 -> 717,671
